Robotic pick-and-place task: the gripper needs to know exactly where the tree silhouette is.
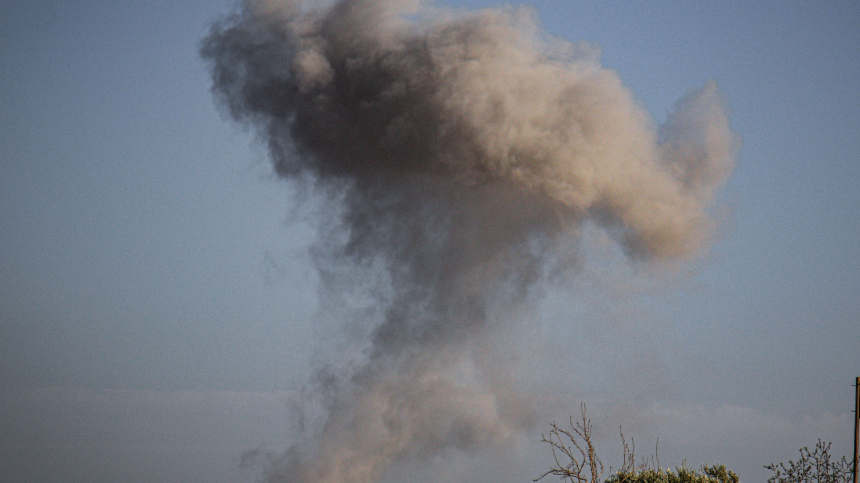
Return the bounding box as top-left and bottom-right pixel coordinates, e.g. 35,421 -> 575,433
765,440 -> 852,483
536,404 -> 739,483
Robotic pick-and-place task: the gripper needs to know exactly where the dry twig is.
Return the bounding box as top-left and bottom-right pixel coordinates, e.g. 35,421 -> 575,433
535,403 -> 604,483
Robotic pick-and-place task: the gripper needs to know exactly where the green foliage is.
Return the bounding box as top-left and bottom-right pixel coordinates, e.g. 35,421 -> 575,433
607,465 -> 739,483
764,440 -> 852,483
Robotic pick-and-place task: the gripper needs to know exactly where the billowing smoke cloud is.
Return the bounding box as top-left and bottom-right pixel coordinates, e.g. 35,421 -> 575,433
201,0 -> 737,480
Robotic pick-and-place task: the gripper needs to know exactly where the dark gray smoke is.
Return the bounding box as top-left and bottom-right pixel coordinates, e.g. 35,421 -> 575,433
201,0 -> 737,481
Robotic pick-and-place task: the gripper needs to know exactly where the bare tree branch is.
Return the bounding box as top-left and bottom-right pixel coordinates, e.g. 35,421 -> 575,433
535,403 -> 603,483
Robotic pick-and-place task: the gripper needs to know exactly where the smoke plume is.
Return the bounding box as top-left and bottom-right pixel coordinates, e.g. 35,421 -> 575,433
201,0 -> 737,480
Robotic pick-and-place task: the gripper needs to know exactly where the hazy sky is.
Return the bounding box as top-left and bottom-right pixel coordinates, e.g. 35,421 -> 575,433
1,1 -> 858,482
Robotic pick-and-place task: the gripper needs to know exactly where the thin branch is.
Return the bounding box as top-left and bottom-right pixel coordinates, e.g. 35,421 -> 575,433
535,403 -> 603,483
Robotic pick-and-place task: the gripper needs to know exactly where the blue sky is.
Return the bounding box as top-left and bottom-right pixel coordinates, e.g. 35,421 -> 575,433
1,1 -> 858,482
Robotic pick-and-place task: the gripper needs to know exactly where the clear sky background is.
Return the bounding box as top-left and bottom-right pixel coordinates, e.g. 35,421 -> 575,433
1,1 -> 858,482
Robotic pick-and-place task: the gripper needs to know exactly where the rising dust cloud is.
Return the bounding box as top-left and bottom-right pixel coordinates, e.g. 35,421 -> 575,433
201,0 -> 737,481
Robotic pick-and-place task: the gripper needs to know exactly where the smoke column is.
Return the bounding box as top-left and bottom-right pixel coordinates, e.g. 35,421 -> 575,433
201,0 -> 737,481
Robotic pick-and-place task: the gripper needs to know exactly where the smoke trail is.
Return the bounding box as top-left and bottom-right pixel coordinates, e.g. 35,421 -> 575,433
201,0 -> 737,481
